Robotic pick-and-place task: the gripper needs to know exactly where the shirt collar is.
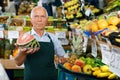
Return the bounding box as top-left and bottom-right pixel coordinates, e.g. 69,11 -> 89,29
31,28 -> 48,36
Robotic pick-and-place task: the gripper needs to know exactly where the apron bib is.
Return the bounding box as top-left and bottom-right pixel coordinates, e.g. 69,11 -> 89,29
24,34 -> 57,80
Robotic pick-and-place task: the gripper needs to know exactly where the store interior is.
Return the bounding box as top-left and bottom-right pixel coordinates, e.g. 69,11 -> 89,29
0,0 -> 120,80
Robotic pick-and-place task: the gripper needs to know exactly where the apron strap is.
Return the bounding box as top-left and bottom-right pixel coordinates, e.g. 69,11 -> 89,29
46,33 -> 54,44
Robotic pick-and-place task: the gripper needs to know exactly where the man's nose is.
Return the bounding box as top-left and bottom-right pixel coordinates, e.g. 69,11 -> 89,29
38,17 -> 42,21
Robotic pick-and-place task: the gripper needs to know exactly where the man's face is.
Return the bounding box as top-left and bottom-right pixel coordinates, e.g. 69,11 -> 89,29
30,9 -> 48,30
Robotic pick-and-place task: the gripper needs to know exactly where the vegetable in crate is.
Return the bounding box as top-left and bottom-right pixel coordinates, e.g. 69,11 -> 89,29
17,33 -> 40,48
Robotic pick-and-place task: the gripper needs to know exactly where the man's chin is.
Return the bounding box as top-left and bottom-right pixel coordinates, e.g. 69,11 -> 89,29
34,27 -> 44,30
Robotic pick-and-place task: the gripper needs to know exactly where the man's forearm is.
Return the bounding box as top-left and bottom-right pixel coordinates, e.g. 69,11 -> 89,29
14,52 -> 27,66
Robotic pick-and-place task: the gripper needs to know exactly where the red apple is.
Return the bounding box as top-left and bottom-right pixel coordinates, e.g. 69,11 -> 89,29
74,59 -> 85,68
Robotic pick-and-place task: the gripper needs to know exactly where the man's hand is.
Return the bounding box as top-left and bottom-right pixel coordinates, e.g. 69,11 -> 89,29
18,47 -> 39,55
15,42 -> 39,55
58,56 -> 66,64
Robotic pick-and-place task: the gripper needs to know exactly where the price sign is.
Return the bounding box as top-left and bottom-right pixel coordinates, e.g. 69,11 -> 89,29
109,48 -> 120,77
0,31 -> 4,38
8,31 -> 19,39
83,35 -> 88,52
91,39 -> 97,58
85,8 -> 91,16
55,31 -> 66,39
100,43 -> 111,65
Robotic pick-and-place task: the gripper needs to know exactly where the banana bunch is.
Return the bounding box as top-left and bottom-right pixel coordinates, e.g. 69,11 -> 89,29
92,65 -> 117,79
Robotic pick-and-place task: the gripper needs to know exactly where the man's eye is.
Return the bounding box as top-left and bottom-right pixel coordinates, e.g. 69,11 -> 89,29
34,15 -> 46,18
34,16 -> 39,18
41,16 -> 46,18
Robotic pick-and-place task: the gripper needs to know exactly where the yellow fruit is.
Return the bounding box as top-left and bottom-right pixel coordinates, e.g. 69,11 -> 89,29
97,19 -> 108,30
83,65 -> 92,74
97,72 -> 110,78
115,38 -> 120,42
100,65 -> 109,72
108,25 -> 118,31
92,67 -> 100,71
93,70 -> 101,76
108,73 -> 116,79
91,22 -> 99,32
12,47 -> 19,57
108,16 -> 119,26
84,21 -> 92,31
106,71 -> 112,75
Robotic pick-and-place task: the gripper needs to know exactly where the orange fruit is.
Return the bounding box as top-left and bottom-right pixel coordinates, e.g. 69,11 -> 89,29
108,16 -> 119,26
91,22 -> 99,32
97,19 -> 108,30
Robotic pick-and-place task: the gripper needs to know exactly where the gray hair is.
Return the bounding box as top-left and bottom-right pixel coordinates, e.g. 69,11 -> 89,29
30,6 -> 48,18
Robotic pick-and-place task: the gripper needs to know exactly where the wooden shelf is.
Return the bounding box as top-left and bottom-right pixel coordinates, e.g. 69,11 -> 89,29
0,59 -> 24,69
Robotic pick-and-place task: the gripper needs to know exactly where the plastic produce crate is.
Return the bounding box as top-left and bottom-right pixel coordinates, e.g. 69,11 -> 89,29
58,64 -> 112,80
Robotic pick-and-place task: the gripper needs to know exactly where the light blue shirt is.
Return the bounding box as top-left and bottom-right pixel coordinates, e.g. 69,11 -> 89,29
14,0 -> 21,5
27,28 -> 65,57
42,0 -> 55,4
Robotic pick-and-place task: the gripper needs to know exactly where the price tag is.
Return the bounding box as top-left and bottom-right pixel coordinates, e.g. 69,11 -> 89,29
0,31 -> 4,38
8,31 -> 19,39
109,48 -> 120,77
91,39 -> 97,58
83,35 -> 88,52
100,44 -> 111,65
85,8 -> 91,16
55,31 -> 66,39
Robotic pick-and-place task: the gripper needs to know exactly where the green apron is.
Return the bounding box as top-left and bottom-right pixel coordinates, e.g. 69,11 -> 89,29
24,34 -> 57,80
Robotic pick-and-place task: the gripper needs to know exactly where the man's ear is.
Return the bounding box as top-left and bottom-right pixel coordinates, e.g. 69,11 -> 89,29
46,17 -> 49,22
30,18 -> 32,23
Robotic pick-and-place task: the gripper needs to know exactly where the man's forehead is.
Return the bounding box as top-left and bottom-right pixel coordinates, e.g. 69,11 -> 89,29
34,9 -> 46,14
34,7 -> 46,12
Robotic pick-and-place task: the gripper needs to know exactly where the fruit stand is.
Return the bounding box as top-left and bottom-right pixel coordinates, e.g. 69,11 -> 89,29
57,39 -> 120,80
56,1 -> 120,79
1,0 -> 120,80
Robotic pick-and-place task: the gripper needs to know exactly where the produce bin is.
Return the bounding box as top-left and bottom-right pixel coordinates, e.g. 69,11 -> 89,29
58,64 -> 113,80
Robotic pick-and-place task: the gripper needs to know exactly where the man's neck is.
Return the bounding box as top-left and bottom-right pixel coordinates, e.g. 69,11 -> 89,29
35,29 -> 44,37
